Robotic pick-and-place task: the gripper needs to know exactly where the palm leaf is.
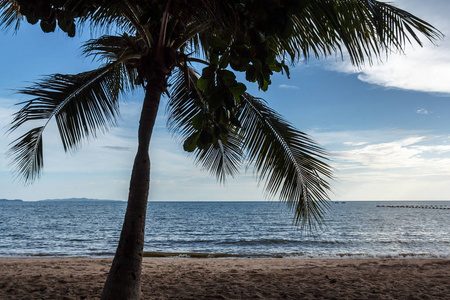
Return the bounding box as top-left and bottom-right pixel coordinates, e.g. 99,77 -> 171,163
0,0 -> 21,32
82,35 -> 138,61
7,127 -> 44,183
238,94 -> 332,228
193,135 -> 244,182
167,68 -> 203,138
167,65 -> 331,227
167,66 -> 243,182
8,61 -> 132,182
73,0 -> 134,35
82,35 -> 141,88
287,0 -> 443,65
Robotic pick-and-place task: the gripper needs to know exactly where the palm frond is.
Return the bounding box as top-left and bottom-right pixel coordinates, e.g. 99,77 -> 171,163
7,127 -> 44,183
287,0 -> 443,65
166,67 -> 202,138
193,135 -> 244,182
0,0 -> 21,32
83,35 -> 141,61
61,0 -> 136,37
167,66 -> 243,182
238,94 -> 332,228
367,0 -> 442,46
167,65 -> 331,227
82,35 -> 141,89
8,61 -> 132,182
171,20 -> 210,51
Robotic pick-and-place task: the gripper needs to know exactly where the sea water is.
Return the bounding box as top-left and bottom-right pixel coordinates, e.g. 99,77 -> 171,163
0,201 -> 449,258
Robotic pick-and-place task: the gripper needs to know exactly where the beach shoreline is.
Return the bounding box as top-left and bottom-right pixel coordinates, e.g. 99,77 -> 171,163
1,258 -> 449,299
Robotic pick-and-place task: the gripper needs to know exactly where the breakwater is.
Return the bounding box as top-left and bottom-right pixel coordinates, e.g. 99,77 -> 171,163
377,205 -> 450,210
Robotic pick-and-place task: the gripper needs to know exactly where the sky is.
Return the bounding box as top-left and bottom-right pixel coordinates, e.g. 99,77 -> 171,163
1,0 -> 450,202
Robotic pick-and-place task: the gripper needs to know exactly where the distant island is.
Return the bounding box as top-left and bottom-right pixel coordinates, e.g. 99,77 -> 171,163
0,199 -> 23,203
0,198 -> 124,203
37,198 -> 124,203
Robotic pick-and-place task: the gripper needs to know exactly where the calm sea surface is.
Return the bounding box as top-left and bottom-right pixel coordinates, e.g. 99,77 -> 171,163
0,201 -> 449,258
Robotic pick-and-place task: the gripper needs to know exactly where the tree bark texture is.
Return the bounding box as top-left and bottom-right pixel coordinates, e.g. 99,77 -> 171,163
101,75 -> 165,299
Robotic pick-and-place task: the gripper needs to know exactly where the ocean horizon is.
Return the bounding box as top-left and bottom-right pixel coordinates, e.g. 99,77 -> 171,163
1,200 -> 449,258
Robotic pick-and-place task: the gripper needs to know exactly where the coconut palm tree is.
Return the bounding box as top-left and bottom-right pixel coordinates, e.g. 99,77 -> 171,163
0,0 -> 441,299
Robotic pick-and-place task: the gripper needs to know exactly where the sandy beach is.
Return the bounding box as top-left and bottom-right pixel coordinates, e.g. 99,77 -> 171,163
0,258 -> 449,299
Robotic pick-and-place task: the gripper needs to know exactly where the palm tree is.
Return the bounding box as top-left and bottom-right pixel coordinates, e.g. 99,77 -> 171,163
1,0 -> 441,299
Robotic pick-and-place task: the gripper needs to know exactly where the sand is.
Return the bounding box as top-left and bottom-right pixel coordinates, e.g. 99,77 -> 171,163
0,258 -> 449,299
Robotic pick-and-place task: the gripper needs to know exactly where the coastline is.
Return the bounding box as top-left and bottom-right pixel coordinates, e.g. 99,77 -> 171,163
1,258 -> 449,299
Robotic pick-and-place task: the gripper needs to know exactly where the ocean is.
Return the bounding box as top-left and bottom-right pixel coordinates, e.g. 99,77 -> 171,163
0,201 -> 449,258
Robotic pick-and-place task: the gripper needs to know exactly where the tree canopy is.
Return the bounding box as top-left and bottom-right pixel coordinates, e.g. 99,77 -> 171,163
1,0 -> 442,228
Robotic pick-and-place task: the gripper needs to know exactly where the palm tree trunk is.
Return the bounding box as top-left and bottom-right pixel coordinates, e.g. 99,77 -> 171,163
101,76 -> 164,300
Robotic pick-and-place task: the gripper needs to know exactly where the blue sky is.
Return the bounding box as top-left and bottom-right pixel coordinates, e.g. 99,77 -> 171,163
1,0 -> 450,201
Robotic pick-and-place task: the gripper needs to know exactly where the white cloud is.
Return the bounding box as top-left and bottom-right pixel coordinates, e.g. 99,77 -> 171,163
343,141 -> 368,146
304,129 -> 450,200
335,137 -> 428,169
308,128 -> 431,149
0,98 -> 19,170
334,136 -> 450,172
333,177 -> 450,201
326,0 -> 450,95
416,108 -> 431,115
412,145 -> 450,155
278,84 -> 300,90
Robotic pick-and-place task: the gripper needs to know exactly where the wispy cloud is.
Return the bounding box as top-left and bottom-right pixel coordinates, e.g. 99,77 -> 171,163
336,136 -> 430,169
343,141 -> 368,146
308,128 -> 431,148
278,84 -> 300,90
103,146 -> 131,151
416,108 -> 431,115
329,132 -> 450,200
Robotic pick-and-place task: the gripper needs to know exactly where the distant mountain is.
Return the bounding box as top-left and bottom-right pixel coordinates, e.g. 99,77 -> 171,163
0,199 -> 23,203
38,197 -> 124,203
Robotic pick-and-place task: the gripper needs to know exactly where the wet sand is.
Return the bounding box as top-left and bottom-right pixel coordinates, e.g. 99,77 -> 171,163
0,258 -> 449,299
